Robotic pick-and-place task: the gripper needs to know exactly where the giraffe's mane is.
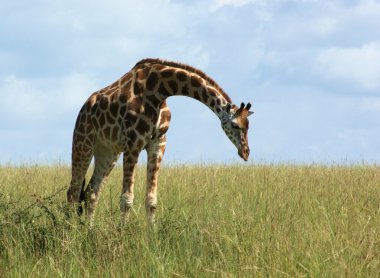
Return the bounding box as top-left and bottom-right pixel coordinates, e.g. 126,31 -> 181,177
134,58 -> 232,103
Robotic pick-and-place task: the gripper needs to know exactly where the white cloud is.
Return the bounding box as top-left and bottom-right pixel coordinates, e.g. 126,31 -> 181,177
259,0 -> 380,47
357,97 -> 380,112
311,17 -> 338,37
317,42 -> 380,91
0,74 -> 98,128
210,0 -> 265,11
214,0 -> 257,7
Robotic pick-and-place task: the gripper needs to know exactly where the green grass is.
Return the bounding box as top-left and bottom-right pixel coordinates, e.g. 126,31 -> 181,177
0,164 -> 379,277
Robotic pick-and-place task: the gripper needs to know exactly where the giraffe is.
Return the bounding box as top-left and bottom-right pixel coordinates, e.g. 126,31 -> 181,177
66,58 -> 254,225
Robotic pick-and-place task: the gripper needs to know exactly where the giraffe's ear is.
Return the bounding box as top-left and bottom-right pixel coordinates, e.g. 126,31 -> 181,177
246,102 -> 254,117
239,102 -> 245,110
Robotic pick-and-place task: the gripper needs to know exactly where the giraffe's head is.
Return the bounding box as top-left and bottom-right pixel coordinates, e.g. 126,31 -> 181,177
221,102 -> 254,161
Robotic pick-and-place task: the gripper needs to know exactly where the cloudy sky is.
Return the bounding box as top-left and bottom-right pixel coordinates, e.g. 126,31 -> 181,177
1,0 -> 379,164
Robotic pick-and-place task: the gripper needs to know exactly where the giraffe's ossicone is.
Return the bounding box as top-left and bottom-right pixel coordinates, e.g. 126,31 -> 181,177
66,58 -> 254,225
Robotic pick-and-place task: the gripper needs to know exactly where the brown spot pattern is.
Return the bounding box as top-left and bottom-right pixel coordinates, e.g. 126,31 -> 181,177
100,96 -> 109,110
103,126 -> 110,137
126,130 -> 137,142
182,84 -> 189,96
136,119 -> 150,134
133,81 -> 144,96
106,112 -> 115,125
110,102 -> 119,118
125,113 -> 138,124
193,89 -> 201,101
146,72 -> 158,91
176,71 -> 187,81
158,82 -> 171,97
191,76 -> 202,87
161,69 -> 174,78
128,96 -> 142,112
136,139 -> 145,149
136,68 -> 149,80
201,88 -> 208,102
168,80 -> 178,94
111,126 -> 119,141
120,72 -> 133,85
144,101 -> 158,120
120,105 -> 127,116
99,113 -> 105,126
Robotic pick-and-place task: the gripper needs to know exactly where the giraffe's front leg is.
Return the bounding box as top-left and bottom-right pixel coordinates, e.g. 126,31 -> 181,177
120,150 -> 139,225
146,135 -> 167,226
84,145 -> 119,225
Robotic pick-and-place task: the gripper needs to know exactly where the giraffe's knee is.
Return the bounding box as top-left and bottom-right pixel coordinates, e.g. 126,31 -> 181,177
67,186 -> 81,203
145,195 -> 157,210
120,193 -> 134,212
83,193 -> 98,218
145,197 -> 157,226
67,179 -> 86,203
84,191 -> 98,207
67,186 -> 85,216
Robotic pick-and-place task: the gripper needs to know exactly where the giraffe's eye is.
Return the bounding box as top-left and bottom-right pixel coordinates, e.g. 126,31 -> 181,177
231,122 -> 239,129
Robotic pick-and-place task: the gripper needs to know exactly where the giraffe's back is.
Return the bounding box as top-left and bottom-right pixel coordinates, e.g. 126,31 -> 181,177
74,71 -> 171,152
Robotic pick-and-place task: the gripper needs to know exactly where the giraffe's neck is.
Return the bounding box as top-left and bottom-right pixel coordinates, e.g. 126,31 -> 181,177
135,59 -> 232,121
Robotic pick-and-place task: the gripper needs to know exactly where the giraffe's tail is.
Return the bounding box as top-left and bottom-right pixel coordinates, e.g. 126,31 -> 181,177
77,179 -> 86,216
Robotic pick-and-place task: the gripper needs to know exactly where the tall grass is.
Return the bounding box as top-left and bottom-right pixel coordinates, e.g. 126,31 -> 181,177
0,164 -> 379,277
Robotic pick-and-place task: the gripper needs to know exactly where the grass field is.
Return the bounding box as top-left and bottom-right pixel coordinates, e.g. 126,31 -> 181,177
0,164 -> 379,277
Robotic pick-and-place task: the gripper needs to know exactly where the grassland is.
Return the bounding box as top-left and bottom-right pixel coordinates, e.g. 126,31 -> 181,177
0,164 -> 379,277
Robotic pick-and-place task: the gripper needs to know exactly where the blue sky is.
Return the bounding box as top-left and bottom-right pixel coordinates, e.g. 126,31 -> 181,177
0,0 -> 379,164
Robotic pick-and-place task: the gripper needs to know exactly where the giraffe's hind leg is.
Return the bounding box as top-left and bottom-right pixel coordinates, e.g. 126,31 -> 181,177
67,139 -> 93,215
84,143 -> 120,222
67,109 -> 95,214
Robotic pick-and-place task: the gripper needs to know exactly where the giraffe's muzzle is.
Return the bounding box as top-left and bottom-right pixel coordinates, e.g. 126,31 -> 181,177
238,146 -> 250,161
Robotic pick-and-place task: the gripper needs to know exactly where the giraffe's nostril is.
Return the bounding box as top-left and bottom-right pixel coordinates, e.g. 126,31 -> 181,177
238,146 -> 250,161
